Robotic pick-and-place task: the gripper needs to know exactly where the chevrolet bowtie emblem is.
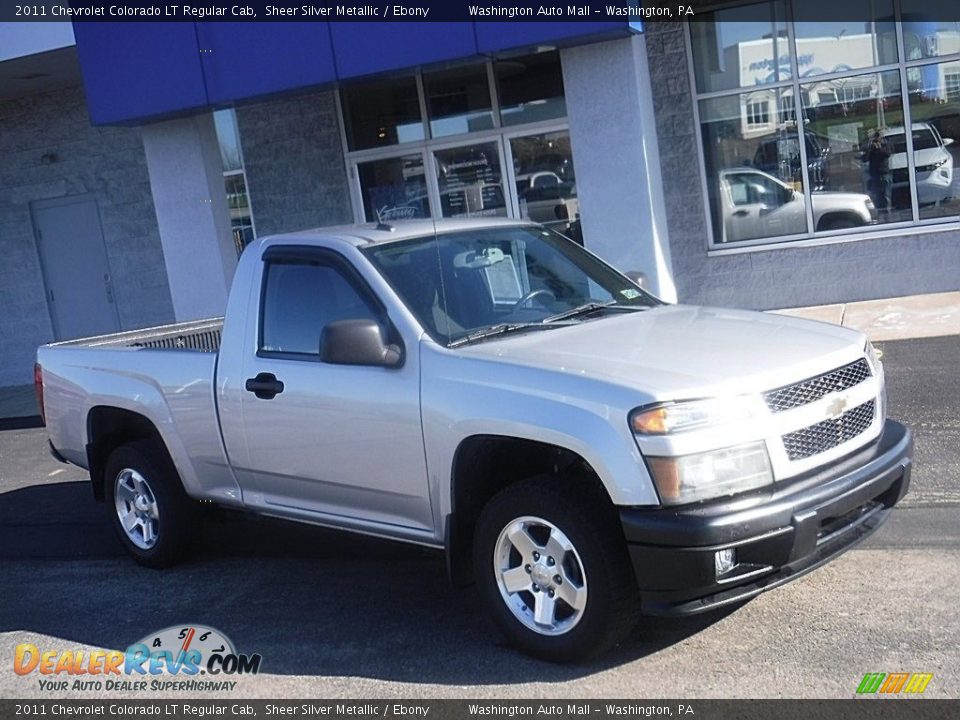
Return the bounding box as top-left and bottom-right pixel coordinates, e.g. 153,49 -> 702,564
826,395 -> 849,420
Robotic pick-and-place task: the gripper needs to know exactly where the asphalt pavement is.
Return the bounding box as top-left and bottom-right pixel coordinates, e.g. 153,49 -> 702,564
0,336 -> 957,699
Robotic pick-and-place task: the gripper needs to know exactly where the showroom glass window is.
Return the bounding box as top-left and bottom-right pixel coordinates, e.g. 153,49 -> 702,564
423,64 -> 495,137
339,52 -> 580,239
510,131 -> 579,238
214,109 -> 256,254
356,155 -> 430,222
690,0 -> 960,248
495,52 -> 567,126
341,75 -> 425,150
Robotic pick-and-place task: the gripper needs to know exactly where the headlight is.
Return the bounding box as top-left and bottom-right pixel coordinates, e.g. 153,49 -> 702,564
865,339 -> 883,373
917,158 -> 947,172
646,442 -> 773,505
630,395 -> 764,435
865,340 -> 886,422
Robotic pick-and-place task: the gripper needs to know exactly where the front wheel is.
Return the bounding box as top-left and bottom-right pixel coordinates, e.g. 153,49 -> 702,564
473,475 -> 639,662
105,440 -> 197,568
818,215 -> 861,231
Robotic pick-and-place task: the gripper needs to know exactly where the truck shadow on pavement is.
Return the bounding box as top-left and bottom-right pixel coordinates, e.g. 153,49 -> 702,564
1,478 -> 741,683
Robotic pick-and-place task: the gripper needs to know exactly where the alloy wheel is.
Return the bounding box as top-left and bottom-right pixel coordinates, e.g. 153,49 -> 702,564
114,468 -> 160,550
493,515 -> 588,636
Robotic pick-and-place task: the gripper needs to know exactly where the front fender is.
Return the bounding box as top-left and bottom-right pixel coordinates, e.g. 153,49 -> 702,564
421,347 -> 661,525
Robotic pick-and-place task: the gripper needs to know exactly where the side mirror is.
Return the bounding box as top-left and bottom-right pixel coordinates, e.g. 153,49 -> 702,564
944,137 -> 954,147
320,319 -> 403,367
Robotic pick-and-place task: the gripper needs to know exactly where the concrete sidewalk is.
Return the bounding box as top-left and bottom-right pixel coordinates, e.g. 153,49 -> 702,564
2,290 -> 958,422
771,290 -> 960,342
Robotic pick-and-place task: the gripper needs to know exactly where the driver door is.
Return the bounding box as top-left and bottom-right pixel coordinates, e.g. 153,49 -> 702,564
724,171 -> 805,241
226,248 -> 433,532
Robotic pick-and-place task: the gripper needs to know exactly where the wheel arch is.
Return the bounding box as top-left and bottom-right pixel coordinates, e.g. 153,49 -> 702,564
445,434 -> 612,588
816,211 -> 865,231
86,406 -> 168,502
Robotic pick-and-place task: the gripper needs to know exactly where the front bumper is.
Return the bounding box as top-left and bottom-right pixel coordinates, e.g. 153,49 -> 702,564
621,420 -> 912,616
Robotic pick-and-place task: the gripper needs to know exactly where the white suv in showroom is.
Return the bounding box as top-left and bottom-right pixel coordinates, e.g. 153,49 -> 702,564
884,123 -> 955,207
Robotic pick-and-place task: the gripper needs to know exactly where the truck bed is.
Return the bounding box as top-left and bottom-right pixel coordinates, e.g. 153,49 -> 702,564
37,318 -> 233,502
46,318 -> 223,352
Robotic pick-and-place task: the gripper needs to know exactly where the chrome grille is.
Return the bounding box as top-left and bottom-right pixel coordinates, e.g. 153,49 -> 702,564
782,400 -> 876,461
764,358 -> 871,413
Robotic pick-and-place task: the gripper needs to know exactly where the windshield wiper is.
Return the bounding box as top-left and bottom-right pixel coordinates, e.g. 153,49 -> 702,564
542,300 -> 645,324
450,301 -> 652,347
448,323 -> 544,348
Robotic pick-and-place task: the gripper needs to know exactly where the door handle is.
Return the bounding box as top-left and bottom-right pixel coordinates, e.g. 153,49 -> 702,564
245,372 -> 284,400
732,209 -> 749,217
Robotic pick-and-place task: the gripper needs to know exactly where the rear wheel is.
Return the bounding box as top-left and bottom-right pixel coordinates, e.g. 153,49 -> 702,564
105,440 -> 196,568
473,475 -> 639,662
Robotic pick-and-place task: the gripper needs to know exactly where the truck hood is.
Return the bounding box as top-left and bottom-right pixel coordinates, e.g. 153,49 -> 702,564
458,305 -> 866,400
810,191 -> 871,219
811,190 -> 871,207
890,147 -> 949,170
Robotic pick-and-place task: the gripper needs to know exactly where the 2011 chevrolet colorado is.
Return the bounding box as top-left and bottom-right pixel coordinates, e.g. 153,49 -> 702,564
37,219 -> 912,661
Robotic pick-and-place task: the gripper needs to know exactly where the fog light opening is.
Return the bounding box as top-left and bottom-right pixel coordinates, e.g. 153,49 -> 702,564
715,548 -> 737,577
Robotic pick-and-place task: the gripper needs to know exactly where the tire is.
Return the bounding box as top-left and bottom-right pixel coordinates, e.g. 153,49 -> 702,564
473,474 -> 640,662
104,440 -> 197,568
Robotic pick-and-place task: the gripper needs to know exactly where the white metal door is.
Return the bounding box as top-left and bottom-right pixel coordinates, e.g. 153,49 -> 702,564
31,195 -> 120,340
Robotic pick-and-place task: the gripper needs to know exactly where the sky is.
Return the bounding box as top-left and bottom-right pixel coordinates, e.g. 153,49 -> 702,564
0,22 -> 75,63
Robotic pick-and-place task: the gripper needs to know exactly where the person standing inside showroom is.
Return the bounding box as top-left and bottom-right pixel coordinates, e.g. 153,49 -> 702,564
863,129 -> 892,213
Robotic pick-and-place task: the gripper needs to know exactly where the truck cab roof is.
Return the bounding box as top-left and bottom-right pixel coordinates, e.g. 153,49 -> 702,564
260,218 -> 537,248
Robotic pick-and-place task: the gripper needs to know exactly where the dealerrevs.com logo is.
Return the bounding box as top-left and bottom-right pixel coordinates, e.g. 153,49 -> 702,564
14,625 -> 262,692
856,672 -> 934,696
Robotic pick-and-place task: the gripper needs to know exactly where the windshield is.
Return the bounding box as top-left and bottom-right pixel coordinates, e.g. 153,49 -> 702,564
887,129 -> 938,154
363,225 -> 659,345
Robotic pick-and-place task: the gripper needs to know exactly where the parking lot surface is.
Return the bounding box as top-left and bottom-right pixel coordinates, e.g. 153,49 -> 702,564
1,336 -> 958,699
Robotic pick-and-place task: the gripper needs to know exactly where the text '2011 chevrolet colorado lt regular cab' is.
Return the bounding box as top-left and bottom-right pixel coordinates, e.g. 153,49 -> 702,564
37,219 -> 912,662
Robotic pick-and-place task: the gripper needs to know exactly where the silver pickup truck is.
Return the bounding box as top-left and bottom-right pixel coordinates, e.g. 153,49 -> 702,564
36,219 -> 912,661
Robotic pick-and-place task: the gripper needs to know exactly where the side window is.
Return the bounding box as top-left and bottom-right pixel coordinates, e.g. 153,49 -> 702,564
260,260 -> 379,355
745,173 -> 788,206
726,175 -> 750,206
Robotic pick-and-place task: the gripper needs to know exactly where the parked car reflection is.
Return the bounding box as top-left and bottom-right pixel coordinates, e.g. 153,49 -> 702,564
515,171 -> 579,227
882,123 -> 955,207
718,168 -> 876,243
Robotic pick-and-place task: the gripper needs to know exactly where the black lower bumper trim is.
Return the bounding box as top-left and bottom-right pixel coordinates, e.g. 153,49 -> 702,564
621,420 -> 912,616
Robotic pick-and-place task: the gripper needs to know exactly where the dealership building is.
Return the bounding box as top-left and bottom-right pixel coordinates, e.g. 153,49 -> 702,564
1,1 -> 960,386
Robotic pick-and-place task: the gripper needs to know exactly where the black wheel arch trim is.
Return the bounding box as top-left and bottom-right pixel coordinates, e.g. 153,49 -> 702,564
86,406 -> 168,502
